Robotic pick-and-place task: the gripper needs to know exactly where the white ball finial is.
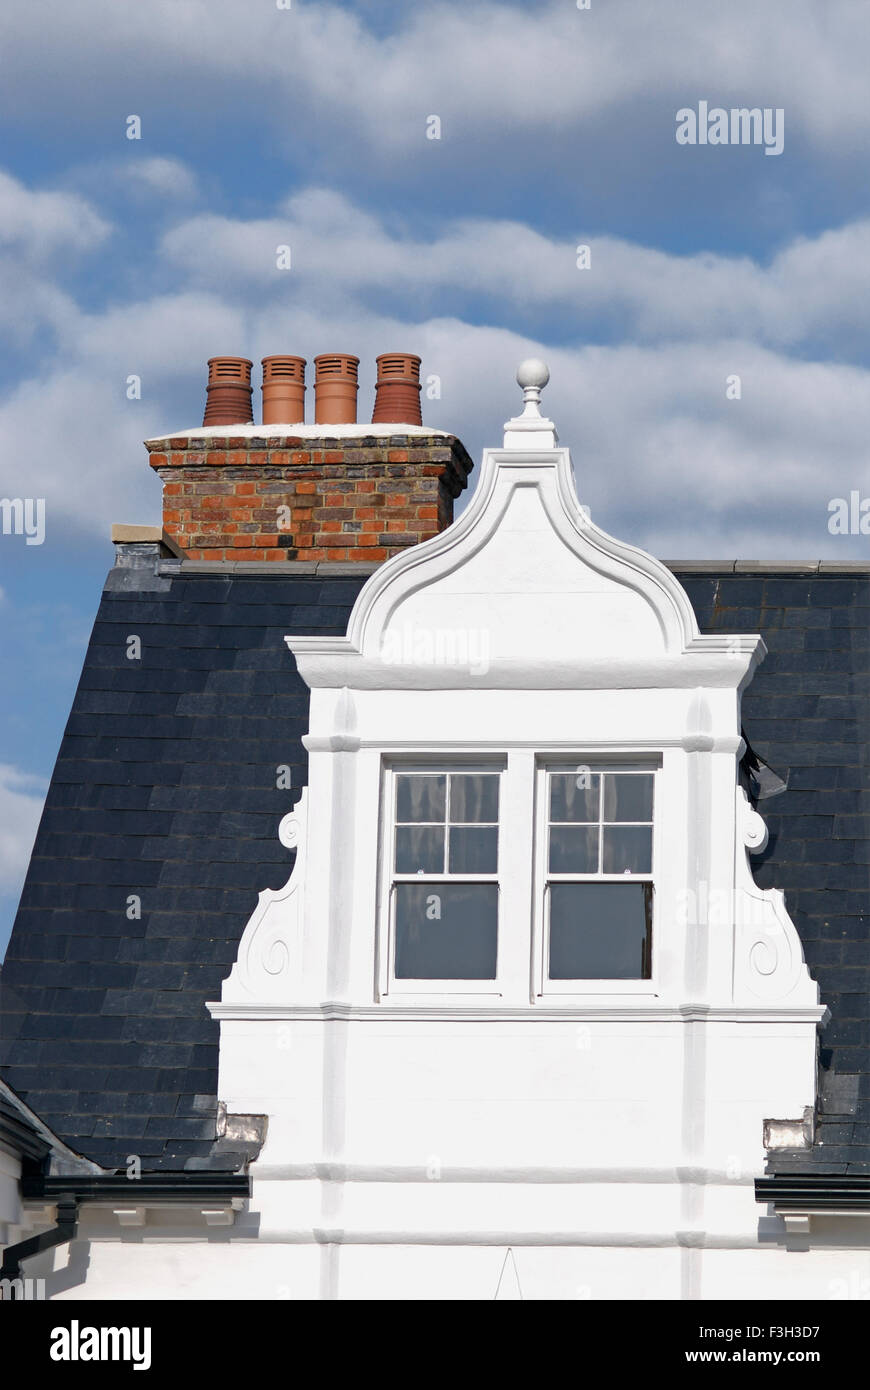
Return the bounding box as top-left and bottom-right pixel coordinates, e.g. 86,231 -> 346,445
504,358 -> 558,447
517,358 -> 549,391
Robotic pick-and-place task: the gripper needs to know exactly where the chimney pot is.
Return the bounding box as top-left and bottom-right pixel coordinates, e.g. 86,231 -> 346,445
261,355 -> 306,425
314,353 -> 359,425
202,357 -> 254,426
372,352 -> 422,426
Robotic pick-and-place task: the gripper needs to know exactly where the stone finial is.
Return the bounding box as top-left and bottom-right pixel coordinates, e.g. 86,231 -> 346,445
503,358 -> 558,449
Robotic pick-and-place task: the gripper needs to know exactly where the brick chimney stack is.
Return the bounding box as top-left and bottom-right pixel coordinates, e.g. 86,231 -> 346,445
147,351 -> 472,562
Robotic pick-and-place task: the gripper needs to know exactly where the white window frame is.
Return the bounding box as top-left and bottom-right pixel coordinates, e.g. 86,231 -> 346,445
376,753 -> 662,1003
377,758 -> 507,998
532,759 -> 662,998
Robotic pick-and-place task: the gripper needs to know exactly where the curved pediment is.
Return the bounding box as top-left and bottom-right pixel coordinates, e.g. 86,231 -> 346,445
288,447 -> 764,692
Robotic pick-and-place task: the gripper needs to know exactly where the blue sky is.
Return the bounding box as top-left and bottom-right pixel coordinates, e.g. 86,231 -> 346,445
1,0 -> 869,953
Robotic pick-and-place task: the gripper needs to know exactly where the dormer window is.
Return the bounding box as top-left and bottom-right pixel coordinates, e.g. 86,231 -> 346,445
389,770 -> 501,984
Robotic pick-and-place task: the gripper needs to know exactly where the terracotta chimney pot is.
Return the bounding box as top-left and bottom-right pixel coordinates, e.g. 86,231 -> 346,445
314,354 -> 359,425
372,352 -> 422,426
261,355 -> 306,425
202,357 -> 254,426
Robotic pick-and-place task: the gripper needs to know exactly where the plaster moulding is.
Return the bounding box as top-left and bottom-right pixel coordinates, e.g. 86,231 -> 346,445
219,789 -> 308,1003
733,786 -> 821,1010
286,448 -> 766,692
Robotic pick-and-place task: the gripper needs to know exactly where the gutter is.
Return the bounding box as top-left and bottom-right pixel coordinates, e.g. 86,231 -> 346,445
20,1173 -> 251,1204
755,1175 -> 870,1234
1,1173 -> 250,1296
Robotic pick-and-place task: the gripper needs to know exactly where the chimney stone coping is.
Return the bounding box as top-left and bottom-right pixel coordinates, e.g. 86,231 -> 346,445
145,424 -> 455,447
111,524 -> 185,557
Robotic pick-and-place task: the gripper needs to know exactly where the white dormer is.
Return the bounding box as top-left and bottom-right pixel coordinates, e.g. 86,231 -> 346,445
210,366 -> 824,1299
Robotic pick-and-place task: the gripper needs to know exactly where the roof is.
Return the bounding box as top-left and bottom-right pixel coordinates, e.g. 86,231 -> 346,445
678,568 -> 870,1176
0,555 -> 370,1170
0,555 -> 868,1174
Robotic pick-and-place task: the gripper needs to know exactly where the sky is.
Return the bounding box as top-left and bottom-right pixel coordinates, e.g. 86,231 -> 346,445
1,0 -> 869,953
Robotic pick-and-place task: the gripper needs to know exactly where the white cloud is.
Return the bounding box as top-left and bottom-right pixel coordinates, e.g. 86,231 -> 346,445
1,175 -> 868,561
161,188 -> 870,355
69,290 -> 246,376
122,156 -> 199,200
0,370 -> 167,540
0,0 -> 868,161
2,300 -> 863,562
0,169 -> 109,262
0,170 -> 109,351
0,765 -> 47,893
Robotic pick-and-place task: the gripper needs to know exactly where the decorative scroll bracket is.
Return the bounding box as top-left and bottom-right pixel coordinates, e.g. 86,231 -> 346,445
219,789 -> 308,1004
732,787 -> 819,1007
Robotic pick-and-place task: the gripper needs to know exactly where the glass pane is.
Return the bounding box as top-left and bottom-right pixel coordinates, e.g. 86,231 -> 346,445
449,826 -> 498,874
549,825 -> 599,874
549,773 -> 599,823
394,883 -> 498,979
396,774 -> 446,824
602,825 -> 653,874
603,773 -> 653,823
395,825 -> 445,874
450,773 -> 499,824
548,882 -> 652,979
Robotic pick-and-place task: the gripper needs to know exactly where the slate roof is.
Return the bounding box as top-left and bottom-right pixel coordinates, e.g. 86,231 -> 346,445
677,567 -> 870,1176
0,554 -> 371,1170
0,555 -> 868,1175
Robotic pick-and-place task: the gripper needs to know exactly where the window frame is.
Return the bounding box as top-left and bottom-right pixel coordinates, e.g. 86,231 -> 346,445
532,758 -> 661,998
378,759 -> 507,998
